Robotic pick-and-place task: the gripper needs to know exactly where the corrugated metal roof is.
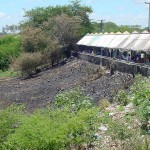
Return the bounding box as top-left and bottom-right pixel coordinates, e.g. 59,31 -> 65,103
92,34 -> 116,47
77,35 -> 94,45
131,34 -> 150,51
77,33 -> 150,51
87,35 -> 100,46
108,34 -> 123,48
120,34 -> 140,50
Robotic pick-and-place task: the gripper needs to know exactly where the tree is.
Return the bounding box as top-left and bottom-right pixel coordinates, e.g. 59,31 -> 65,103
68,0 -> 93,36
104,22 -> 118,33
2,25 -> 20,34
22,0 -> 93,36
92,21 -> 144,33
43,14 -> 81,46
118,25 -> 142,33
21,26 -> 48,52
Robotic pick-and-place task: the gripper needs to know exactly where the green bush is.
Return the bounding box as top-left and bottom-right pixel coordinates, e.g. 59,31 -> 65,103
114,90 -> 129,105
0,105 -> 24,149
55,89 -> 93,111
108,120 -> 132,141
130,76 -> 150,131
0,90 -> 98,150
0,35 -> 21,70
0,70 -> 17,78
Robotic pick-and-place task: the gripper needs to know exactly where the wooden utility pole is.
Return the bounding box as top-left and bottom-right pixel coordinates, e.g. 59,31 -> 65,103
98,19 -> 105,33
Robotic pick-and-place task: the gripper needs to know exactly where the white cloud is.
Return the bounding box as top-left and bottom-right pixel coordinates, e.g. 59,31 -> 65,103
0,12 -> 7,18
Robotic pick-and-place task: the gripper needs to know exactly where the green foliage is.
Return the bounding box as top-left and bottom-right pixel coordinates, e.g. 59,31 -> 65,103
0,105 -> 24,149
115,76 -> 150,132
130,76 -> 150,124
55,89 -> 93,111
104,22 -> 118,33
23,0 -> 93,37
92,21 -> 144,33
108,121 -> 132,140
115,90 -> 129,105
0,35 -> 21,70
0,70 -> 17,78
118,25 -> 143,33
0,90 -> 99,150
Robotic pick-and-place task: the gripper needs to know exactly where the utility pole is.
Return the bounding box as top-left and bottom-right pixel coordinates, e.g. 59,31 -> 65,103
145,2 -> 150,32
98,19 -> 105,33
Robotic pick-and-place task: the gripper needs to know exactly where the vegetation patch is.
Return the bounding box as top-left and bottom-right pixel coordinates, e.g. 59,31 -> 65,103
0,90 -> 99,150
0,35 -> 21,70
0,70 -> 17,78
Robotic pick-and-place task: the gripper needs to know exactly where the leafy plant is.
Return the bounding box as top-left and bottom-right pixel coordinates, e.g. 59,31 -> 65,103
0,90 -> 99,150
0,35 -> 21,70
115,90 -> 129,105
130,76 -> 150,131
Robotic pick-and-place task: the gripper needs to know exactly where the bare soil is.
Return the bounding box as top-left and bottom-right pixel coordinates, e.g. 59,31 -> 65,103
0,58 -> 133,111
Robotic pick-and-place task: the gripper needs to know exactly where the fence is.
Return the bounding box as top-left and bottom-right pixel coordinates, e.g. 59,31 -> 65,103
73,52 -> 150,76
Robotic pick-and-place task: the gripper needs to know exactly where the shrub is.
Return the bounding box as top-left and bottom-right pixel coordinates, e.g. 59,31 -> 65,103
42,41 -> 63,67
0,35 -> 21,70
98,99 -> 110,110
11,52 -> 42,77
115,90 -> 129,105
55,89 -> 93,111
0,105 -> 24,149
130,76 -> 150,131
2,90 -> 99,150
21,26 -> 48,52
108,120 -> 132,141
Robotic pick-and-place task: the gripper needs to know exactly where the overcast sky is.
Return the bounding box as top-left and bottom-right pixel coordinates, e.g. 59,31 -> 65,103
0,0 -> 149,31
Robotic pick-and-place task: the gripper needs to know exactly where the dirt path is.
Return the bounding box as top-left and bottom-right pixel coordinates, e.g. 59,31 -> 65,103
0,59 -> 133,111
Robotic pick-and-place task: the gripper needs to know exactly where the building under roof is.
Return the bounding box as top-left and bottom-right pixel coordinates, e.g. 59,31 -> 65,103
77,31 -> 150,52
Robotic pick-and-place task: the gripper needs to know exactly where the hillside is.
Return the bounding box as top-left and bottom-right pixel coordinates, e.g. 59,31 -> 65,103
0,58 -> 133,111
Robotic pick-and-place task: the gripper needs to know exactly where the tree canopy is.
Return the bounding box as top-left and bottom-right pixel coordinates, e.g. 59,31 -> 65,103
22,0 -> 93,37
92,21 -> 143,33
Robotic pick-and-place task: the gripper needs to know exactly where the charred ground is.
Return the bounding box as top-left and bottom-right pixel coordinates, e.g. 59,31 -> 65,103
0,59 -> 133,111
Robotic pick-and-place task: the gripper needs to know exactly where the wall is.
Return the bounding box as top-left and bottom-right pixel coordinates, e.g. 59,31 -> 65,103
74,52 -> 150,76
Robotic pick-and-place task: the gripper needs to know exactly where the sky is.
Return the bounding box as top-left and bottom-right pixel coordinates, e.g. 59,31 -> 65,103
0,0 -> 149,31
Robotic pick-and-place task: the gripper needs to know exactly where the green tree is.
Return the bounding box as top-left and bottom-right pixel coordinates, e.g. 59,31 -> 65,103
22,0 -> 93,36
104,22 -> 118,33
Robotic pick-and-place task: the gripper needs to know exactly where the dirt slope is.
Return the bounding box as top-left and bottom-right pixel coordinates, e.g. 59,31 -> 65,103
0,59 -> 133,111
